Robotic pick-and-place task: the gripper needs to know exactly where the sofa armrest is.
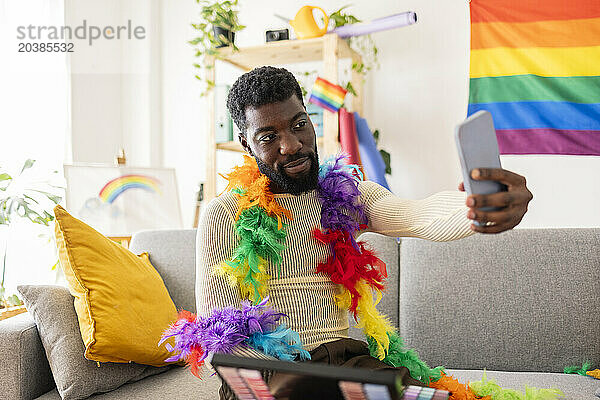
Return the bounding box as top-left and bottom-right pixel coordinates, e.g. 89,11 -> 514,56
0,312 -> 55,399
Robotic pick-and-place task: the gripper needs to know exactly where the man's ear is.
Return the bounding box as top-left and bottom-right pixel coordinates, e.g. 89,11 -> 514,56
238,132 -> 252,155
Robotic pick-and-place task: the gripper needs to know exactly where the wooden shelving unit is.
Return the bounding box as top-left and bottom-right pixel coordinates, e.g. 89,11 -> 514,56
204,34 -> 363,201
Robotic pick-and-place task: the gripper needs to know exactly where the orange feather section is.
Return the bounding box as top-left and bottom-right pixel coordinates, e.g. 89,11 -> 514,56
221,155 -> 293,228
429,373 -> 490,400
185,345 -> 205,378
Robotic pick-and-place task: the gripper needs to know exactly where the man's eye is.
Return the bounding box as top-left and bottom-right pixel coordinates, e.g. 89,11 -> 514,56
294,120 -> 307,129
260,133 -> 276,142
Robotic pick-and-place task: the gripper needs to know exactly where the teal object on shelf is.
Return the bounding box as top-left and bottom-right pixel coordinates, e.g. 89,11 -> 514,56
307,103 -> 323,138
215,84 -> 233,143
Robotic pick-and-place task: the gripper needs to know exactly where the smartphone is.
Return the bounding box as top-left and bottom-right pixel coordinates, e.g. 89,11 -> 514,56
455,110 -> 507,226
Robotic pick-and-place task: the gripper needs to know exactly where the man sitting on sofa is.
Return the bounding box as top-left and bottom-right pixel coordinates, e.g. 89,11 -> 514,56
196,66 -> 533,399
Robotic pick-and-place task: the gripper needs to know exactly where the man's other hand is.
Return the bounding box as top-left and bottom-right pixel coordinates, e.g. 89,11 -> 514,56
458,168 -> 533,234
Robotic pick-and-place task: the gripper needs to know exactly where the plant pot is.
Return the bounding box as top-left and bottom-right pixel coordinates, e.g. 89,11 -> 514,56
213,26 -> 235,48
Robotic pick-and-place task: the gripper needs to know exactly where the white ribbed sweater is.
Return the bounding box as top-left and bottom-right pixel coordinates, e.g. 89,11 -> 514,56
195,180 -> 473,352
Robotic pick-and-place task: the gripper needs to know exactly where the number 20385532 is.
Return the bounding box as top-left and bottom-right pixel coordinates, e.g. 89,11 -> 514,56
18,42 -> 74,52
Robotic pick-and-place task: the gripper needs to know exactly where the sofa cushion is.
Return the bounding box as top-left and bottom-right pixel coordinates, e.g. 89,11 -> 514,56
349,233 -> 399,341
446,369 -> 599,400
0,312 -> 54,400
19,285 -> 170,400
53,205 -> 178,366
128,229 -> 198,313
35,366 -> 221,400
399,228 -> 600,373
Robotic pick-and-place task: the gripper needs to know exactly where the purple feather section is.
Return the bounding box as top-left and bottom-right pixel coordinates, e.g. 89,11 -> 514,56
159,312 -> 204,363
159,297 -> 302,365
318,154 -> 367,233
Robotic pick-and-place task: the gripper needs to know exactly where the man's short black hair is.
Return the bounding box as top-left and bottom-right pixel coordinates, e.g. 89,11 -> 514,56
226,66 -> 305,135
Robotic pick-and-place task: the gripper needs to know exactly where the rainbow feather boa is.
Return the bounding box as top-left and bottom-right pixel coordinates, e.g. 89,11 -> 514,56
165,154 -> 564,398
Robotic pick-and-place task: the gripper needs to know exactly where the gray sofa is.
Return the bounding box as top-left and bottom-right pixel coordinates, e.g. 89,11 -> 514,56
1,228 -> 599,399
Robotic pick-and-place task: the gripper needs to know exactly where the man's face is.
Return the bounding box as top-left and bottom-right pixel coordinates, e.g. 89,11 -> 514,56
239,95 -> 319,195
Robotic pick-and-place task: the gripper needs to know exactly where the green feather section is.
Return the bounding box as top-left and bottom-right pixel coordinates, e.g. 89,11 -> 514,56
234,207 -> 287,274
563,361 -> 592,375
470,371 -> 564,399
367,331 -> 444,384
222,205 -> 287,303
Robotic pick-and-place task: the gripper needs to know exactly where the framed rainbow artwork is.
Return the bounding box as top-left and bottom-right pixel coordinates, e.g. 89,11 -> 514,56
468,0 -> 600,155
64,165 -> 182,236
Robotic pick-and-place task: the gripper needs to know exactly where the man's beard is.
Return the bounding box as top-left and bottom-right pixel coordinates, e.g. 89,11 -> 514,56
255,151 -> 320,195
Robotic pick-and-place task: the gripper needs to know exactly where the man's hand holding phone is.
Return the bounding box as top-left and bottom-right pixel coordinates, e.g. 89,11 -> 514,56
459,168 -> 533,233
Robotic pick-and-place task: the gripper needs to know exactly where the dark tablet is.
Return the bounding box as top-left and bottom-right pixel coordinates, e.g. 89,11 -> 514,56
210,353 -> 449,400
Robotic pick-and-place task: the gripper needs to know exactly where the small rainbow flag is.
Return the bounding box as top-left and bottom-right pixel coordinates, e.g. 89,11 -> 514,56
99,174 -> 161,204
468,0 -> 600,155
308,77 -> 347,113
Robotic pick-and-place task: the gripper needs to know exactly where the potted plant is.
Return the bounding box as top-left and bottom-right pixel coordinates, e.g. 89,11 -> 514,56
0,159 -> 62,309
328,5 -> 379,96
190,0 -> 246,95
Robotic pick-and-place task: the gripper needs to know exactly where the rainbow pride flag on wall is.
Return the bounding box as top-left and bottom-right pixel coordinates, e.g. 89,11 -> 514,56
468,0 -> 600,155
309,77 -> 347,113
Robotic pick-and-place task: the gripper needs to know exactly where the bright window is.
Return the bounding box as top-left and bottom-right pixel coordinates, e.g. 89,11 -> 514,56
0,0 -> 70,296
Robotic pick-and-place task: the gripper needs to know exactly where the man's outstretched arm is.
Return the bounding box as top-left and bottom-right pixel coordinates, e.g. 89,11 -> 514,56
359,180 -> 474,242
359,168 -> 532,241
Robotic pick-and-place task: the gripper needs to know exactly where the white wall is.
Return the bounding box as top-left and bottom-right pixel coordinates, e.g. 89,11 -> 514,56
73,0 -> 600,228
67,0 -> 161,167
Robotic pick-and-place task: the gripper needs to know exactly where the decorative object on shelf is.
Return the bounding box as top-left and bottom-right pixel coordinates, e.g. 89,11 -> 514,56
308,77 -> 347,113
190,0 -> 246,95
215,84 -> 233,143
63,165 -> 182,237
339,108 -> 363,167
331,12 -> 417,38
327,5 -> 384,96
115,148 -> 127,166
0,159 -> 62,310
306,103 -> 324,138
265,28 -> 289,42
355,113 -> 390,189
192,182 -> 204,228
288,5 -> 329,39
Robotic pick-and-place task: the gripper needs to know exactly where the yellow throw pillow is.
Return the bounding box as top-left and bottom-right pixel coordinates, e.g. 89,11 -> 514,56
54,205 -> 177,367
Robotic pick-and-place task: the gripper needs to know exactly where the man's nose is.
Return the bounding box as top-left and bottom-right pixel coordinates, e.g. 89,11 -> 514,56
279,131 -> 302,155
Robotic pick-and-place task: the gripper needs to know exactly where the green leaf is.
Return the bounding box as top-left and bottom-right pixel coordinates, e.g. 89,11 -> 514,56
0,287 -> 5,299
6,294 -> 23,307
20,159 -> 35,174
0,173 -> 11,182
373,129 -> 380,143
345,82 -> 357,96
380,150 -> 392,175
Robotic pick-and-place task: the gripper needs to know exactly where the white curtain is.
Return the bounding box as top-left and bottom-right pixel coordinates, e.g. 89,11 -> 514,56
0,0 -> 70,295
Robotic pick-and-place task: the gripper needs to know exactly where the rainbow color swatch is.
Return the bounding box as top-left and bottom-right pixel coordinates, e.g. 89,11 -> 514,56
309,77 -> 348,113
99,174 -> 161,204
468,0 -> 600,155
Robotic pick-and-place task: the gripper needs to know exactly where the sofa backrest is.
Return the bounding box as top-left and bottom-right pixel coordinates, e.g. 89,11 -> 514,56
129,229 -> 197,313
349,233 -> 401,340
398,228 -> 600,373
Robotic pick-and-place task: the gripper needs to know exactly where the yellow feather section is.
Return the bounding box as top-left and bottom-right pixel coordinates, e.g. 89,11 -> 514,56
214,258 -> 271,303
335,281 -> 395,360
587,369 -> 600,379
